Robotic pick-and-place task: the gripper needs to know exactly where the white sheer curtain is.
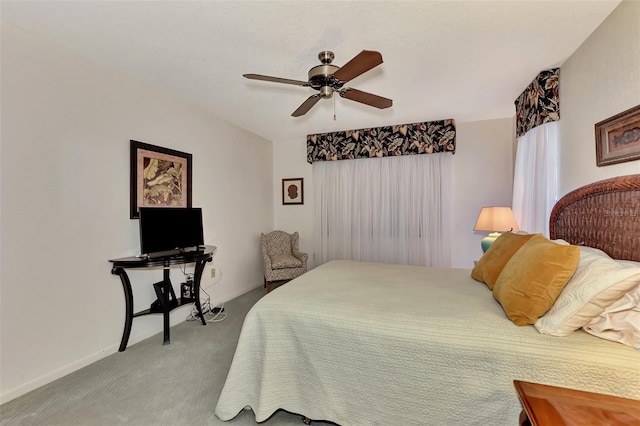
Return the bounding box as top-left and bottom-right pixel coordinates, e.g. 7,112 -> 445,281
313,152 -> 452,267
512,121 -> 559,236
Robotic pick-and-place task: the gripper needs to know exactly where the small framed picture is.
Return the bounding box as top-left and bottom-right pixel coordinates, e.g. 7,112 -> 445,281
595,104 -> 640,167
282,178 -> 304,205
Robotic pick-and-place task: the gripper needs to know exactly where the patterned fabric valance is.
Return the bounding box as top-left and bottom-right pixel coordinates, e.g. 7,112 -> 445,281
306,119 -> 456,163
515,68 -> 560,138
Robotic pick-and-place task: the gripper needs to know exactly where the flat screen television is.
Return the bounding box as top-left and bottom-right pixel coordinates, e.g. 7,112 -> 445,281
139,207 -> 204,256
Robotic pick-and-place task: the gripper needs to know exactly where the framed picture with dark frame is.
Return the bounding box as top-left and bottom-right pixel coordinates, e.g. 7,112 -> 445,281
282,178 -> 304,205
595,104 -> 640,167
130,140 -> 192,219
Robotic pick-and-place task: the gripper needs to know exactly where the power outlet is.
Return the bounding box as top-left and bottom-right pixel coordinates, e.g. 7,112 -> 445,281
211,268 -> 216,278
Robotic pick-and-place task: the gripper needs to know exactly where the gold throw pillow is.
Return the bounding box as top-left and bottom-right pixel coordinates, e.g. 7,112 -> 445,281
492,234 -> 580,326
471,232 -> 536,289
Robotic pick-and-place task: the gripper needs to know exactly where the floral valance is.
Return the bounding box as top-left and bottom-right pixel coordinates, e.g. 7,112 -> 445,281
306,119 -> 456,163
515,68 -> 560,138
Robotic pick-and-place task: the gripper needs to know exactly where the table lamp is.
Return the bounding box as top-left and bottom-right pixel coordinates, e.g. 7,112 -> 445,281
474,207 -> 519,252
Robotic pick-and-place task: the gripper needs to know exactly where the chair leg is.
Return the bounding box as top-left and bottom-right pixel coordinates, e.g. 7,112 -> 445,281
267,281 -> 272,293
264,277 -> 266,288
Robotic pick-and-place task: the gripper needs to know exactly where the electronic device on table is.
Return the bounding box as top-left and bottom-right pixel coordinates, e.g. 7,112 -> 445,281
138,207 -> 205,257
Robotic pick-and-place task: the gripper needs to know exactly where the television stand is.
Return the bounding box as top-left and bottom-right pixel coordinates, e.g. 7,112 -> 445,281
109,245 -> 216,351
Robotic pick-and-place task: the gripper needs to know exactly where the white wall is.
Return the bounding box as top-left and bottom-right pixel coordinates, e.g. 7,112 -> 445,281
273,117 -> 515,270
452,118 -> 515,267
0,23 -> 273,403
558,0 -> 640,196
273,142 -> 315,265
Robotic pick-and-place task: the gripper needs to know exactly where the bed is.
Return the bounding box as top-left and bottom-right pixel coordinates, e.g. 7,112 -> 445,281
215,174 -> 640,425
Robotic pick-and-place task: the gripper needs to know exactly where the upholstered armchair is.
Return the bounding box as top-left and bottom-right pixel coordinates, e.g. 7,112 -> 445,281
261,230 -> 308,292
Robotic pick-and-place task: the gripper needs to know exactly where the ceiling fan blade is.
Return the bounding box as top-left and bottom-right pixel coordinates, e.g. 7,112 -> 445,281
292,95 -> 322,117
332,50 -> 383,83
340,88 -> 393,109
243,74 -> 309,87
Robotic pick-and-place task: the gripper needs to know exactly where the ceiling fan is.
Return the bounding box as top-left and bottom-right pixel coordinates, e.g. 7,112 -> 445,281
243,50 -> 393,117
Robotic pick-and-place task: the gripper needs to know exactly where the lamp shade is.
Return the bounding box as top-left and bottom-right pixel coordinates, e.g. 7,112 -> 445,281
473,207 -> 519,232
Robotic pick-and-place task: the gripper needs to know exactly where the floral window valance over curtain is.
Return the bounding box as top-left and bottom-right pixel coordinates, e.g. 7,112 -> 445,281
306,119 -> 456,163
515,68 -> 560,137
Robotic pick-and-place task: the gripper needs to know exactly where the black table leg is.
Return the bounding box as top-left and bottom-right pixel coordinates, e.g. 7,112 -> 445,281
162,267 -> 171,345
193,258 -> 211,326
111,267 -> 133,352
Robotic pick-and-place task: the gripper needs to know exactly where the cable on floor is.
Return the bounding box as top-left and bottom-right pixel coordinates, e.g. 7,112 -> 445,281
186,286 -> 226,323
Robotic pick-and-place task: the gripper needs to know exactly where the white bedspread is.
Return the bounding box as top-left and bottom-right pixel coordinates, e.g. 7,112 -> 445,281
215,260 -> 640,425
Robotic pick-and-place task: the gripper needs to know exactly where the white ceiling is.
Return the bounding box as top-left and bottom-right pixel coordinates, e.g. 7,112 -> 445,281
1,1 -> 621,142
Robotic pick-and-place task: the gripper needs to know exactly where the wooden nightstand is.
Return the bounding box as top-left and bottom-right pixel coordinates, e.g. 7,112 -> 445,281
514,380 -> 640,426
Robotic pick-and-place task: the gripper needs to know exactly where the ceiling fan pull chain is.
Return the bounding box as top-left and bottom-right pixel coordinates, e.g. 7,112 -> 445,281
333,95 -> 336,121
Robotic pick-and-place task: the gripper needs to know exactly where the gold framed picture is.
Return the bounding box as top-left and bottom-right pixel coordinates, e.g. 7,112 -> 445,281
595,104 -> 640,167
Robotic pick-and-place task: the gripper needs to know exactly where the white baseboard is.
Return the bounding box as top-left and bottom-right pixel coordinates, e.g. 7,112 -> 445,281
0,343 -> 116,405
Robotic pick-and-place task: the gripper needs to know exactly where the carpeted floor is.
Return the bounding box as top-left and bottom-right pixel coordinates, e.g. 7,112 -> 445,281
0,285 -> 323,426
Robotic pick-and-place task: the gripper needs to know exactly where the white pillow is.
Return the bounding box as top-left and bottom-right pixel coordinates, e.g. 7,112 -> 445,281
534,247 -> 640,336
584,284 -> 640,349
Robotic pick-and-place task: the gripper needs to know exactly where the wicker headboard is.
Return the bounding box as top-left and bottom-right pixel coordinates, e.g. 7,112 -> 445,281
549,174 -> 640,262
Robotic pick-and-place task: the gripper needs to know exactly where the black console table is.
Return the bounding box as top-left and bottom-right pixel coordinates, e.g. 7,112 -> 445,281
109,245 -> 216,351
